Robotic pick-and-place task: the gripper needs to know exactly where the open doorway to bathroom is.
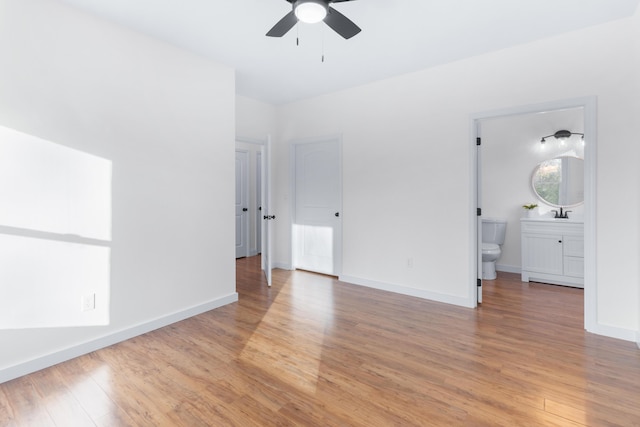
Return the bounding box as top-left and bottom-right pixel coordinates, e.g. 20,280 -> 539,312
471,97 -> 597,333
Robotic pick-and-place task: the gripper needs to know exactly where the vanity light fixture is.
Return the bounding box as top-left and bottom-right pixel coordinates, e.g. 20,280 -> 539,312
540,130 -> 584,145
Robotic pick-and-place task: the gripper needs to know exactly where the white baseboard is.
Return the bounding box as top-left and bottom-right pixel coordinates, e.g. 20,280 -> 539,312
0,293 -> 238,384
273,262 -> 293,270
495,264 -> 521,274
339,275 -> 474,308
586,322 -> 639,343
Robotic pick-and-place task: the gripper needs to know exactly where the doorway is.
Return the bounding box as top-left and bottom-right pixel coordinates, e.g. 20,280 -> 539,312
236,137 -> 274,286
471,97 -> 597,332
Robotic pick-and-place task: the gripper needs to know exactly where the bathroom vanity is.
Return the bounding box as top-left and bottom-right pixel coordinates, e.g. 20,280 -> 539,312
520,218 -> 584,288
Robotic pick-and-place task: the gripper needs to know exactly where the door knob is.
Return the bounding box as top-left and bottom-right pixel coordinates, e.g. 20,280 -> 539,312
242,208 -> 248,212
335,212 -> 340,217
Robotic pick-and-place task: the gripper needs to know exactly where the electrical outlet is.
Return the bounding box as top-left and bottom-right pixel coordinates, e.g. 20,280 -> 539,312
81,293 -> 95,312
407,257 -> 414,268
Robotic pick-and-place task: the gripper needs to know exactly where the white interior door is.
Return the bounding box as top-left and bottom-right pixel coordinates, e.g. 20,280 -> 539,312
293,138 -> 342,276
476,130 -> 483,304
261,138 -> 273,286
256,151 -> 262,254
235,150 -> 249,258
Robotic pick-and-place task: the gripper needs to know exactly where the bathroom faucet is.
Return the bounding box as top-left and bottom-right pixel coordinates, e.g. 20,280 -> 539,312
552,207 -> 571,219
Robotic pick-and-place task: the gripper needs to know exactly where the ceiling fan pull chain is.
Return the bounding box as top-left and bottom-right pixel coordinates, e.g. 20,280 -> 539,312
321,25 -> 325,62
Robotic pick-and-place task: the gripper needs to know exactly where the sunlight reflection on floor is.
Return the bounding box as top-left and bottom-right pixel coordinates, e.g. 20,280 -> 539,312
239,274 -> 335,395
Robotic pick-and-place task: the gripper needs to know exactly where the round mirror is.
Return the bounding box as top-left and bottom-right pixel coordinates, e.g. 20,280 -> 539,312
531,156 -> 584,207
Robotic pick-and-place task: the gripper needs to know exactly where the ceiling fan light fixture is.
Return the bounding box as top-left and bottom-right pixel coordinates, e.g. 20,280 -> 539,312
294,0 -> 328,24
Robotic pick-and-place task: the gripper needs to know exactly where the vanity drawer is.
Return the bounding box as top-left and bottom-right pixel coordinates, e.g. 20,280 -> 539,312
564,256 -> 584,278
563,235 -> 584,257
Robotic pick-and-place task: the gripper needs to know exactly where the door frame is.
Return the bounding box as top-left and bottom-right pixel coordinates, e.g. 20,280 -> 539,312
470,96 -> 597,333
290,134 -> 343,276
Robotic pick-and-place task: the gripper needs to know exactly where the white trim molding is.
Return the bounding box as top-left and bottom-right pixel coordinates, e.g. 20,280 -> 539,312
586,323 -> 638,343
0,293 -> 238,384
495,264 -> 521,275
340,275 -> 474,308
273,262 -> 293,270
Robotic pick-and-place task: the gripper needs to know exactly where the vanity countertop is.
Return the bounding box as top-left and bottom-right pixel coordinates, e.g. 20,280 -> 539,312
520,216 -> 584,224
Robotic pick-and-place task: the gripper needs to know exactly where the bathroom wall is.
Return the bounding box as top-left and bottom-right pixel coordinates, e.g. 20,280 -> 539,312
480,108 -> 585,272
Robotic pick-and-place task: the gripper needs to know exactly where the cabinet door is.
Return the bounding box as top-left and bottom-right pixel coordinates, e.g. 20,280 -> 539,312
522,234 -> 564,275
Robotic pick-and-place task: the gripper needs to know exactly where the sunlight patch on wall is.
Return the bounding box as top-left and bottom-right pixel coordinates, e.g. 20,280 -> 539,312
0,125 -> 111,329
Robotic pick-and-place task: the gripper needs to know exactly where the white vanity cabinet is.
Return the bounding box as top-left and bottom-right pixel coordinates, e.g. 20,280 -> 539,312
520,218 -> 584,288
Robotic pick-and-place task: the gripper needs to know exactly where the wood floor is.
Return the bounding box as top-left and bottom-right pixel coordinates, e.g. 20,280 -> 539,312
1,257 -> 639,426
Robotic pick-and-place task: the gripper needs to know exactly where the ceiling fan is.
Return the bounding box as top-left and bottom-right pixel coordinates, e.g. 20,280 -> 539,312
266,0 -> 361,40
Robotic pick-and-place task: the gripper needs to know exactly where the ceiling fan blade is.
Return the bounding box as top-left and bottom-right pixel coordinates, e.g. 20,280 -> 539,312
266,11 -> 298,37
324,7 -> 361,39
330,0 -> 357,2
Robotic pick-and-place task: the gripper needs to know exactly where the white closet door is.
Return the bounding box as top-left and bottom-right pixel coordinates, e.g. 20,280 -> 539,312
293,138 -> 342,276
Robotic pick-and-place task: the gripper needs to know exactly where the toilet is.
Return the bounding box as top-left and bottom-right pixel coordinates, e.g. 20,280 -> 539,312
482,218 -> 507,280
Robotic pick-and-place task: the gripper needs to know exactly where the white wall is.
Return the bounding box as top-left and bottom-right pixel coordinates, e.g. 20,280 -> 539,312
236,96 -> 277,141
481,108 -> 584,272
0,0 -> 236,381
273,10 -> 640,337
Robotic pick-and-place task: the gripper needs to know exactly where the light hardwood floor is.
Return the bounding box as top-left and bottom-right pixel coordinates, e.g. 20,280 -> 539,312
1,256 -> 639,426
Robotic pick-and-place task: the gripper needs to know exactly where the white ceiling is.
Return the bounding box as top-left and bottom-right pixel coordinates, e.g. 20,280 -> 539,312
56,0 -> 639,105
